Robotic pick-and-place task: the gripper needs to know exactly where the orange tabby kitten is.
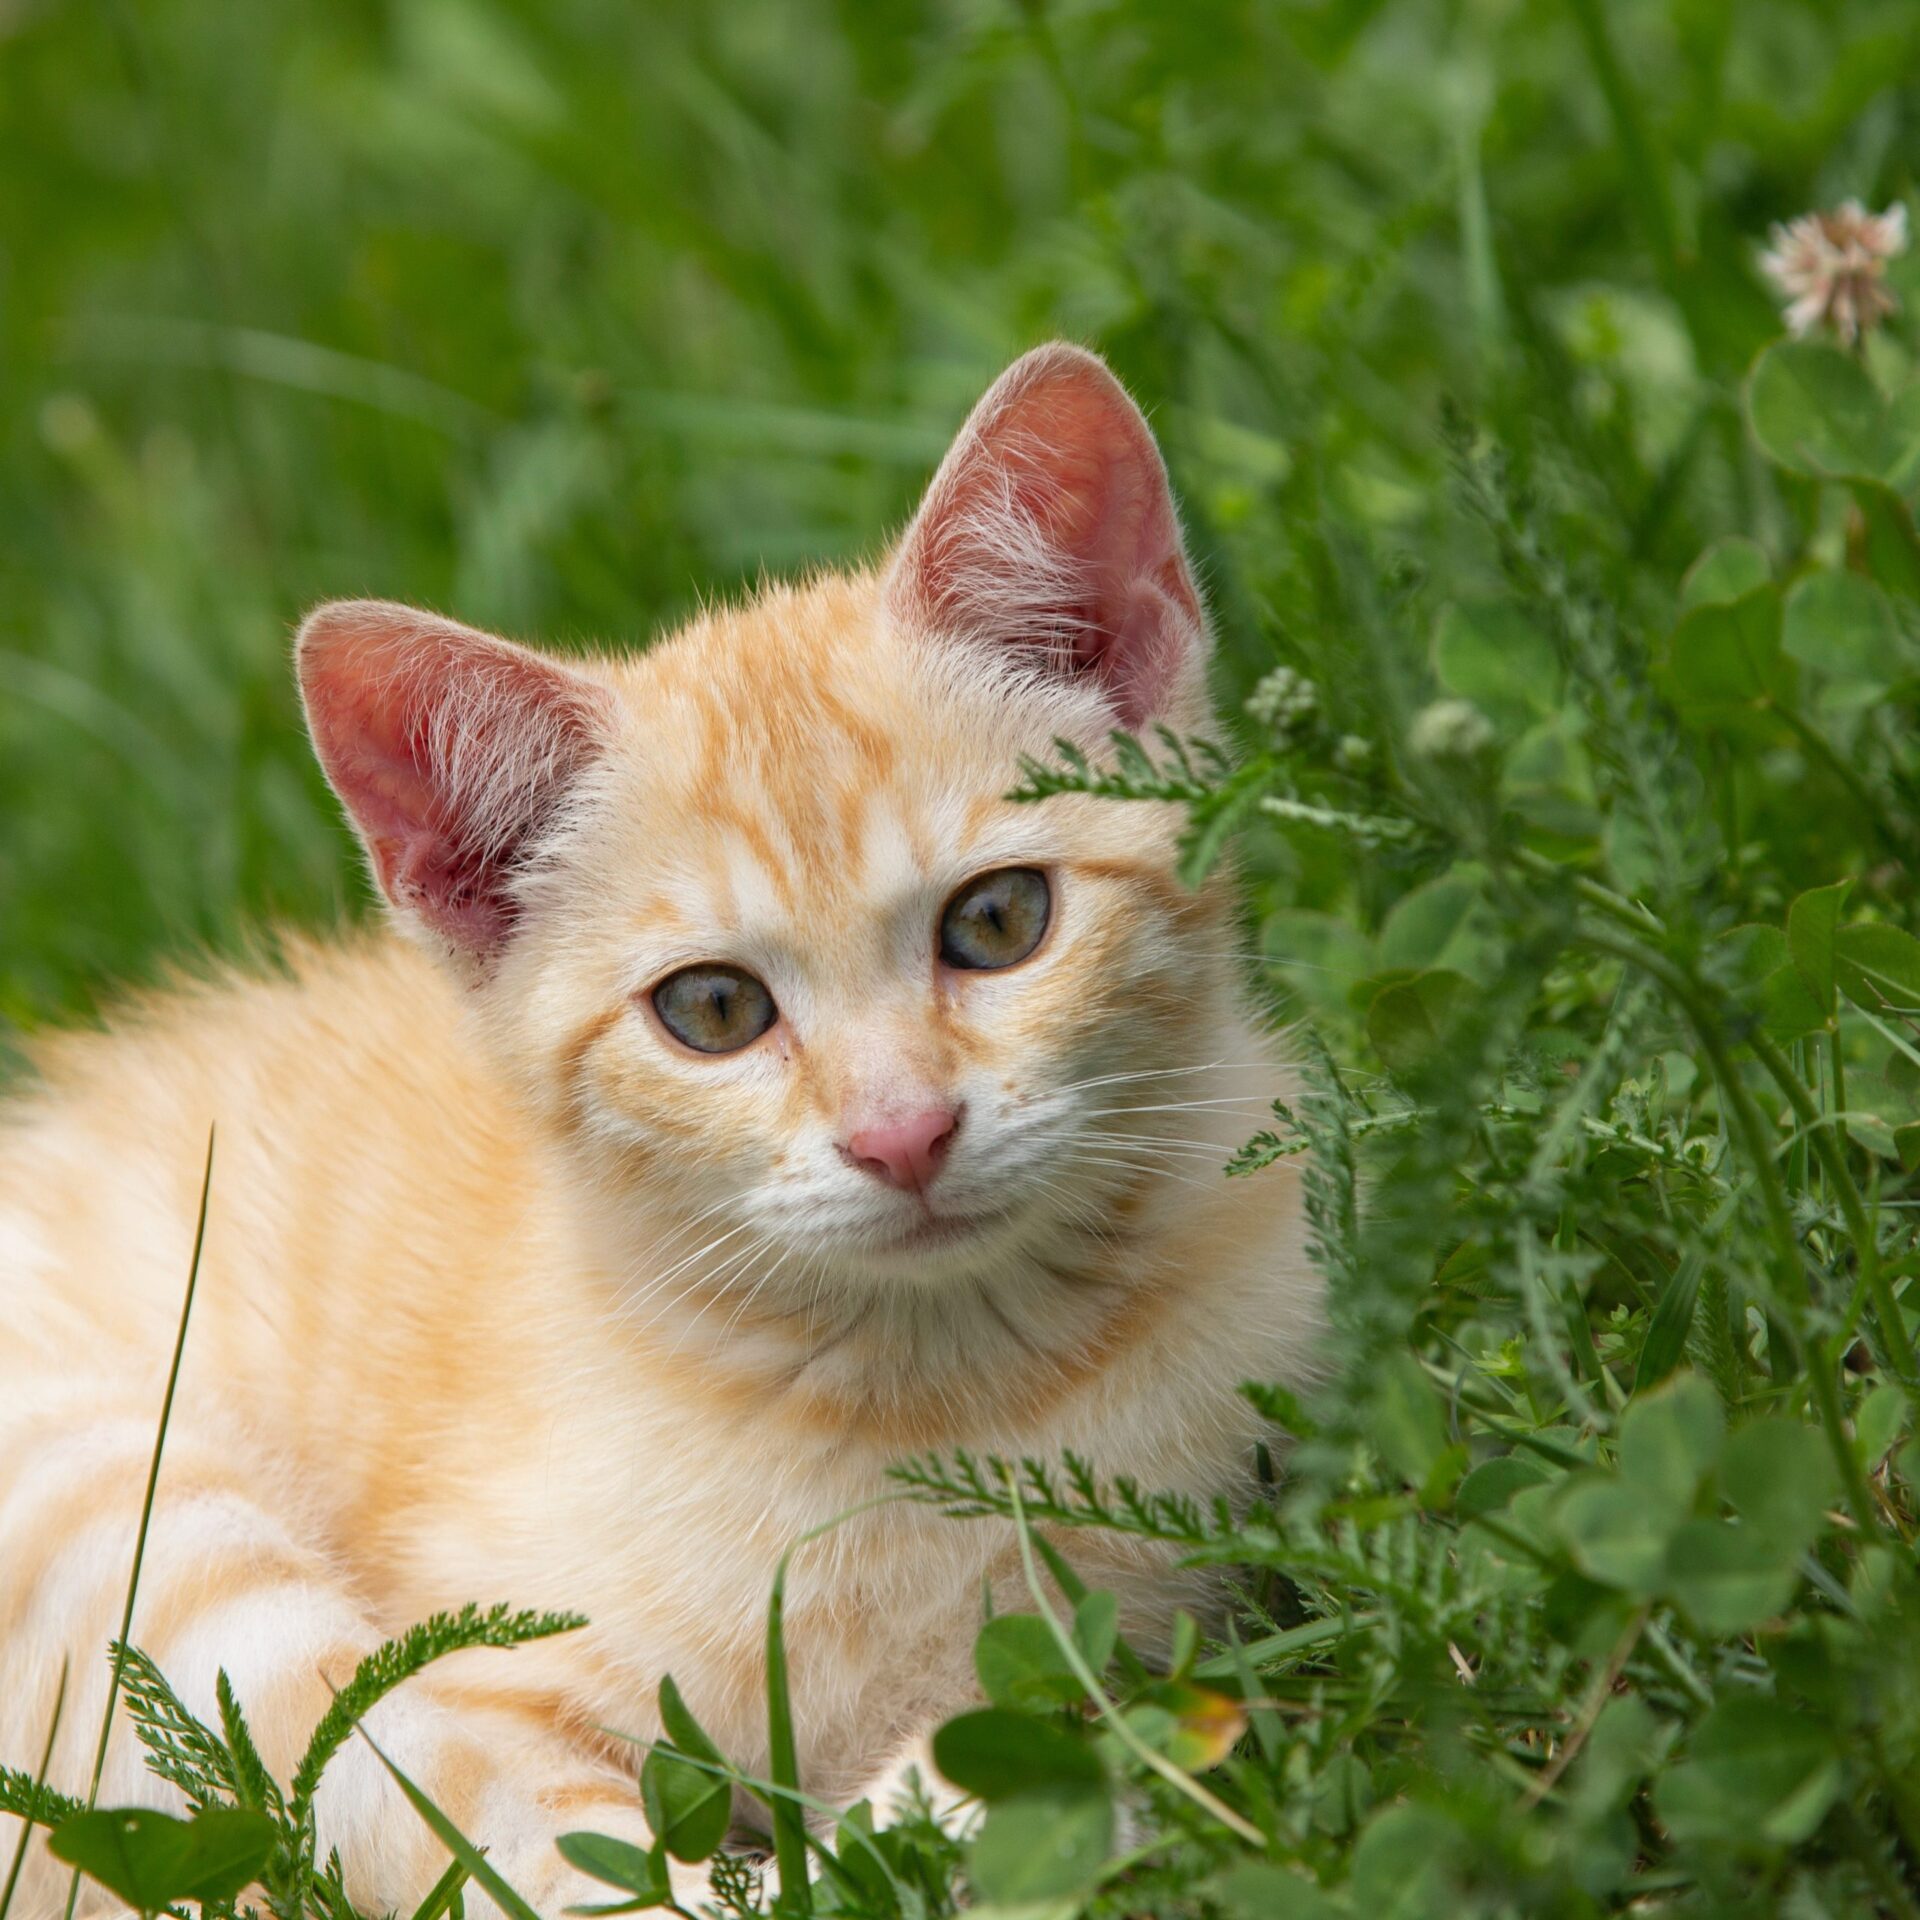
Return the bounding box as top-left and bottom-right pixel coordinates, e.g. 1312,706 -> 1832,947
0,344 -> 1318,1915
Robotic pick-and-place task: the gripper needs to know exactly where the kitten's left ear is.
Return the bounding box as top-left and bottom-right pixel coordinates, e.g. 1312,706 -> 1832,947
884,342 -> 1206,727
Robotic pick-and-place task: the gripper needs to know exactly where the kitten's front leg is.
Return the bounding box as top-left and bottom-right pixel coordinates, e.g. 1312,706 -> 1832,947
464,1780 -> 712,1919
0,1387 -> 702,1920
76,1765 -> 710,1920
317,1659 -> 717,1916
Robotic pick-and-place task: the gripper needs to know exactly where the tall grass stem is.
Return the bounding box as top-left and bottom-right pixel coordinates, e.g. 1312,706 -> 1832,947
62,1128 -> 215,1920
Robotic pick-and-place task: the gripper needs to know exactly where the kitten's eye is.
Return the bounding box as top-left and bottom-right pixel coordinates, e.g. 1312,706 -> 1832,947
939,867 -> 1051,971
652,965 -> 777,1054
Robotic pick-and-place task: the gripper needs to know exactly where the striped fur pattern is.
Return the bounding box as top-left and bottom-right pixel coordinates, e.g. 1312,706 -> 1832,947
0,345 -> 1319,1916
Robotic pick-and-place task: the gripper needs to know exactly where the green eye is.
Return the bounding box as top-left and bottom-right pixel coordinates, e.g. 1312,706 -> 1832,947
940,867 -> 1051,971
653,964 -> 777,1053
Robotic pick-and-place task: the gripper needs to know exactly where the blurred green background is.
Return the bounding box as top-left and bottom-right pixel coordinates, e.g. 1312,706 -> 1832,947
2,0 -> 1916,1031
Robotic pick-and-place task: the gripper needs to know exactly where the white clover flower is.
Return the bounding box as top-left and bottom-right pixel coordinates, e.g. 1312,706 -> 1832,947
1758,199 -> 1908,346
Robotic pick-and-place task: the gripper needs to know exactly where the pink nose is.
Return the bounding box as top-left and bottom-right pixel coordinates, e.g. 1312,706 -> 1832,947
844,1107 -> 959,1193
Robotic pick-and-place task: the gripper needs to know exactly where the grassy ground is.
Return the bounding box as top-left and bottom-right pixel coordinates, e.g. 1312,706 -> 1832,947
9,1 -> 1920,1915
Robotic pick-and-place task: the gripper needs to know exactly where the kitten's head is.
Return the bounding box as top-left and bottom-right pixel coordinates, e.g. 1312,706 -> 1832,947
300,346 -> 1250,1308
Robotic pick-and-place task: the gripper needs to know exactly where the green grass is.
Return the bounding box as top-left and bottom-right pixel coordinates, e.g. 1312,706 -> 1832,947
1,0 -> 1906,1029
9,1 -> 1920,1915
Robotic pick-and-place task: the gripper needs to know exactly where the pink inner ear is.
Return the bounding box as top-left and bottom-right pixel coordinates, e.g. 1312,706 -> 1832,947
888,344 -> 1203,726
298,602 -> 607,957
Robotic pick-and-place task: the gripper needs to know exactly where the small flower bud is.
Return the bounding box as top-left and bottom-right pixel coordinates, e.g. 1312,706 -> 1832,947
1408,698 -> 1496,763
1247,665 -> 1318,742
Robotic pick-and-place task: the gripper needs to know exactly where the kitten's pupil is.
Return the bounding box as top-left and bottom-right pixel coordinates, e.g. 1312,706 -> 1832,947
939,867 -> 1050,971
653,963 -> 776,1053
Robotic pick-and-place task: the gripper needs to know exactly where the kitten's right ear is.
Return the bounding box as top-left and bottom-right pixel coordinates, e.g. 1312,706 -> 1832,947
884,342 -> 1207,728
296,600 -> 611,966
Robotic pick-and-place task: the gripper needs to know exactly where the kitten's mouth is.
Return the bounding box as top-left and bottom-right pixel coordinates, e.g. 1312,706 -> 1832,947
886,1205 -> 1013,1253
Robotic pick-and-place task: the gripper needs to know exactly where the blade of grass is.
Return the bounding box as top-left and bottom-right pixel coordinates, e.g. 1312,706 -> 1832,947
1635,1242 -> 1709,1393
1220,1617 -> 1283,1768
0,1659 -> 69,1920
1001,1472 -> 1264,1845
742,1494 -> 912,1913
63,1127 -> 214,1920
70,315 -> 498,440
763,1554 -> 811,1916
1453,91 -> 1506,356
1028,1533 -> 1153,1688
405,1854 -> 474,1920
1193,1615 -> 1364,1681
1562,0 -> 1684,306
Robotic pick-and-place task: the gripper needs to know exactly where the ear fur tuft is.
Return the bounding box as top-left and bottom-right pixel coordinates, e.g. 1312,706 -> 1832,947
885,343 -> 1206,726
297,600 -> 609,963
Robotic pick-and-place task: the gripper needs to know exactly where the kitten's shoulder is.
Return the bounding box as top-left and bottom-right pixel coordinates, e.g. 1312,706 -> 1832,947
9,928 -> 461,1109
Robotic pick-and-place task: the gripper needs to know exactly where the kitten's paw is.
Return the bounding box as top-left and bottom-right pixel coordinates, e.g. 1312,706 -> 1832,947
855,1732 -> 976,1836
509,1806 -> 726,1918
497,1819 -> 713,1918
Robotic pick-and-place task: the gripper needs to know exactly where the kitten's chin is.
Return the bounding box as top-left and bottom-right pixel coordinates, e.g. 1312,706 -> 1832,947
883,1206 -> 1016,1255
830,1198 -> 1039,1284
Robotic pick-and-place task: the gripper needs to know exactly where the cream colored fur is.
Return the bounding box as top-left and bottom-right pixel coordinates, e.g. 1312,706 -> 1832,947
0,344 -> 1318,1917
